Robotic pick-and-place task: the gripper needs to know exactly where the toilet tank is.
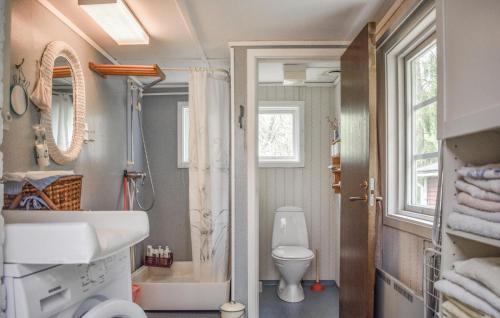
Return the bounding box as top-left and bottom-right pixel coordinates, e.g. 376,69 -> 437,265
271,206 -> 309,250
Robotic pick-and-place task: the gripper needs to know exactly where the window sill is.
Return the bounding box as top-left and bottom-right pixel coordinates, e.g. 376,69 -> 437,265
383,211 -> 433,239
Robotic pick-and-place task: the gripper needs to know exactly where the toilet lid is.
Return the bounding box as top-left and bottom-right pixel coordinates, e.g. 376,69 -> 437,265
272,246 -> 314,259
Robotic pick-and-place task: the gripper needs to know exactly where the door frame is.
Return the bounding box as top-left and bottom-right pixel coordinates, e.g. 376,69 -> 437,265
245,47 -> 346,318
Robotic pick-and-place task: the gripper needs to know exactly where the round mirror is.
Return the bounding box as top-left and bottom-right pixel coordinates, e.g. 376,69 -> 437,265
10,84 -> 28,115
51,57 -> 74,152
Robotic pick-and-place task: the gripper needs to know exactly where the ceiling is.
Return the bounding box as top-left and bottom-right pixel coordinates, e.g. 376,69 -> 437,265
46,0 -> 393,83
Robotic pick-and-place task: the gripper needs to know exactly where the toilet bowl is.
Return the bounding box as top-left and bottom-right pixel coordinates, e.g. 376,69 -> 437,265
271,207 -> 314,303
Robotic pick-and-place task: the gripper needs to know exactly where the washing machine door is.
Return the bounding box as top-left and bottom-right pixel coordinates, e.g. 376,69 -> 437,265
80,299 -> 146,318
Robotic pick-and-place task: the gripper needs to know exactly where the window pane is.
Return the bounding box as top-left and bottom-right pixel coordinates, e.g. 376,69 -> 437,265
413,102 -> 438,155
411,157 -> 438,209
258,112 -> 295,158
411,43 -> 437,105
406,39 -> 438,213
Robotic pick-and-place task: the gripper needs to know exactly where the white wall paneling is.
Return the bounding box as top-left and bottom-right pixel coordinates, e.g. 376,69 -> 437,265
258,85 -> 341,281
437,0 -> 500,139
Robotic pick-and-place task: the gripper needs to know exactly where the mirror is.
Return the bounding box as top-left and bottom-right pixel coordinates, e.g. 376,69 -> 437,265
32,41 -> 86,165
51,57 -> 74,151
10,85 -> 28,115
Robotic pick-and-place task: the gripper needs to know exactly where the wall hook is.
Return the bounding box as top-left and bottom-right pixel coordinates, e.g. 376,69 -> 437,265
15,58 -> 25,69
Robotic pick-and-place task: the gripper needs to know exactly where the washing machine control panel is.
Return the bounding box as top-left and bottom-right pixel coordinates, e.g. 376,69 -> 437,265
6,249 -> 131,318
77,250 -> 129,292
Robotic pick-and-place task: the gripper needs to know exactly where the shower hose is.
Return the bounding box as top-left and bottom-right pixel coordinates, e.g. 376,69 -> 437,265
135,100 -> 156,211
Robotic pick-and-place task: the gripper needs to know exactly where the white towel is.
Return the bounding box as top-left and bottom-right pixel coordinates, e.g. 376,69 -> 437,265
442,300 -> 492,318
447,213 -> 500,240
465,177 -> 500,195
456,180 -> 500,202
458,164 -> 500,180
457,192 -> 500,212
435,280 -> 500,317
3,170 -> 74,181
454,204 -> 500,223
454,258 -> 500,298
443,271 -> 500,311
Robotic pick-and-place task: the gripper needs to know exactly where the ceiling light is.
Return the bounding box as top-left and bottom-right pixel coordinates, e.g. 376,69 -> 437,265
79,0 -> 149,45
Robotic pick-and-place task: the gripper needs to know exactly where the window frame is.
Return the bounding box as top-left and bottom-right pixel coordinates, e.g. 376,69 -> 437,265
380,3 -> 438,235
403,35 -> 438,217
177,101 -> 189,168
258,101 -> 305,168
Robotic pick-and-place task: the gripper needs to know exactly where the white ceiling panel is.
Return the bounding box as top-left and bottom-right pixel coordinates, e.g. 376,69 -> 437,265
184,0 -> 394,57
44,0 -> 394,70
47,0 -> 201,63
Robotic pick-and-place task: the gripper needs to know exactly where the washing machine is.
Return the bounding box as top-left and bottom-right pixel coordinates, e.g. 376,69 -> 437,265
4,249 -> 146,318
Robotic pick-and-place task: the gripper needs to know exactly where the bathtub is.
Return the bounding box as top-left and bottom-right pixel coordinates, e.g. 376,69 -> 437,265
132,262 -> 230,310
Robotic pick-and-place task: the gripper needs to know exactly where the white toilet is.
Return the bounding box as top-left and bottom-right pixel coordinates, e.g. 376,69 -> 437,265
271,206 -> 314,303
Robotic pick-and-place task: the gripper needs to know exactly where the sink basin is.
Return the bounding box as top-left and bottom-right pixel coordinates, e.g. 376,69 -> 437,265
2,210 -> 149,264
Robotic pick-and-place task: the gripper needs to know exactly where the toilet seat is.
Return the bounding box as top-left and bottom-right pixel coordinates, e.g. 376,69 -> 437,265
272,246 -> 314,260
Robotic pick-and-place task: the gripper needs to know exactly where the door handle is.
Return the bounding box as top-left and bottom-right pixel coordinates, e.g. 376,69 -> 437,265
349,180 -> 369,202
349,194 -> 368,202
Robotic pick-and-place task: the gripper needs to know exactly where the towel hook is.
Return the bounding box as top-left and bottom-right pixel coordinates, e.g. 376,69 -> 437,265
15,58 -> 25,69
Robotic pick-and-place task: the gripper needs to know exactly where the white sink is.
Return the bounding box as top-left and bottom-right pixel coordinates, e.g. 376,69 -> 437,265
2,210 -> 149,264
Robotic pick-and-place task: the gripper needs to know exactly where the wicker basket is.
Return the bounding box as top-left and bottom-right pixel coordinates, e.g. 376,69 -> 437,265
4,175 -> 83,210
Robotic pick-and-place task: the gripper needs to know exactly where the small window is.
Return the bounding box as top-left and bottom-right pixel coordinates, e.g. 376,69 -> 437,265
177,101 -> 189,168
405,39 -> 438,215
258,101 -> 304,168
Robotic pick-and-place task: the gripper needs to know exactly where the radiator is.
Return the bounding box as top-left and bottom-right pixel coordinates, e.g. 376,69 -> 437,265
375,269 -> 424,318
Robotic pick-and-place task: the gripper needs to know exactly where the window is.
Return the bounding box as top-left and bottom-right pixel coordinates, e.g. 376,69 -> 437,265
177,101 -> 189,168
383,6 -> 438,228
258,101 -> 304,167
405,39 -> 438,215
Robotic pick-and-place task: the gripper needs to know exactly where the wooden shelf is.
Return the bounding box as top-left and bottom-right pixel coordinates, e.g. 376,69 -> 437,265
446,228 -> 500,249
88,62 -> 166,88
332,183 -> 341,193
331,154 -> 341,193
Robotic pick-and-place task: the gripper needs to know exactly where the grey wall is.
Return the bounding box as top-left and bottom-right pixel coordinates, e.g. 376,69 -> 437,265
233,46 -> 248,306
141,94 -> 191,261
258,85 -> 340,281
3,0 -> 143,210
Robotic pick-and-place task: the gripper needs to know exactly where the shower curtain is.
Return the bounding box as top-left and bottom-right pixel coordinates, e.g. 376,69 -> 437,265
51,93 -> 74,150
188,69 -> 230,282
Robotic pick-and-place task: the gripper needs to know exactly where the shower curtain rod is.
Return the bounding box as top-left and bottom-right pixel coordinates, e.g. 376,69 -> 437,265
160,67 -> 230,77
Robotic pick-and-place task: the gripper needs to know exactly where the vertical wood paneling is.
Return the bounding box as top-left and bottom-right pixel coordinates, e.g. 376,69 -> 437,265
382,225 -> 431,296
258,85 -> 340,281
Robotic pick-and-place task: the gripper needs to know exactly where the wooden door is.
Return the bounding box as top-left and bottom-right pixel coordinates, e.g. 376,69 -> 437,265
339,22 -> 378,318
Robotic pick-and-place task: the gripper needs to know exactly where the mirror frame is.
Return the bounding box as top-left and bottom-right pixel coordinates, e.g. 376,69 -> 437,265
10,84 -> 29,115
39,41 -> 86,165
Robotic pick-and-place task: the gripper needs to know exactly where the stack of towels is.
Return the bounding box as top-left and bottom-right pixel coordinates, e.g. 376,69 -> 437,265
436,257 -> 500,318
447,164 -> 500,239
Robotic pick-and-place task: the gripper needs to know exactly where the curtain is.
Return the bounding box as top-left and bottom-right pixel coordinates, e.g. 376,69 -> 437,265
51,93 -> 74,151
188,69 -> 230,282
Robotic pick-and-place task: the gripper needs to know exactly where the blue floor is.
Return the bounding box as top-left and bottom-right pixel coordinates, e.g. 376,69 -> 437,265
146,282 -> 339,318
260,282 -> 339,318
